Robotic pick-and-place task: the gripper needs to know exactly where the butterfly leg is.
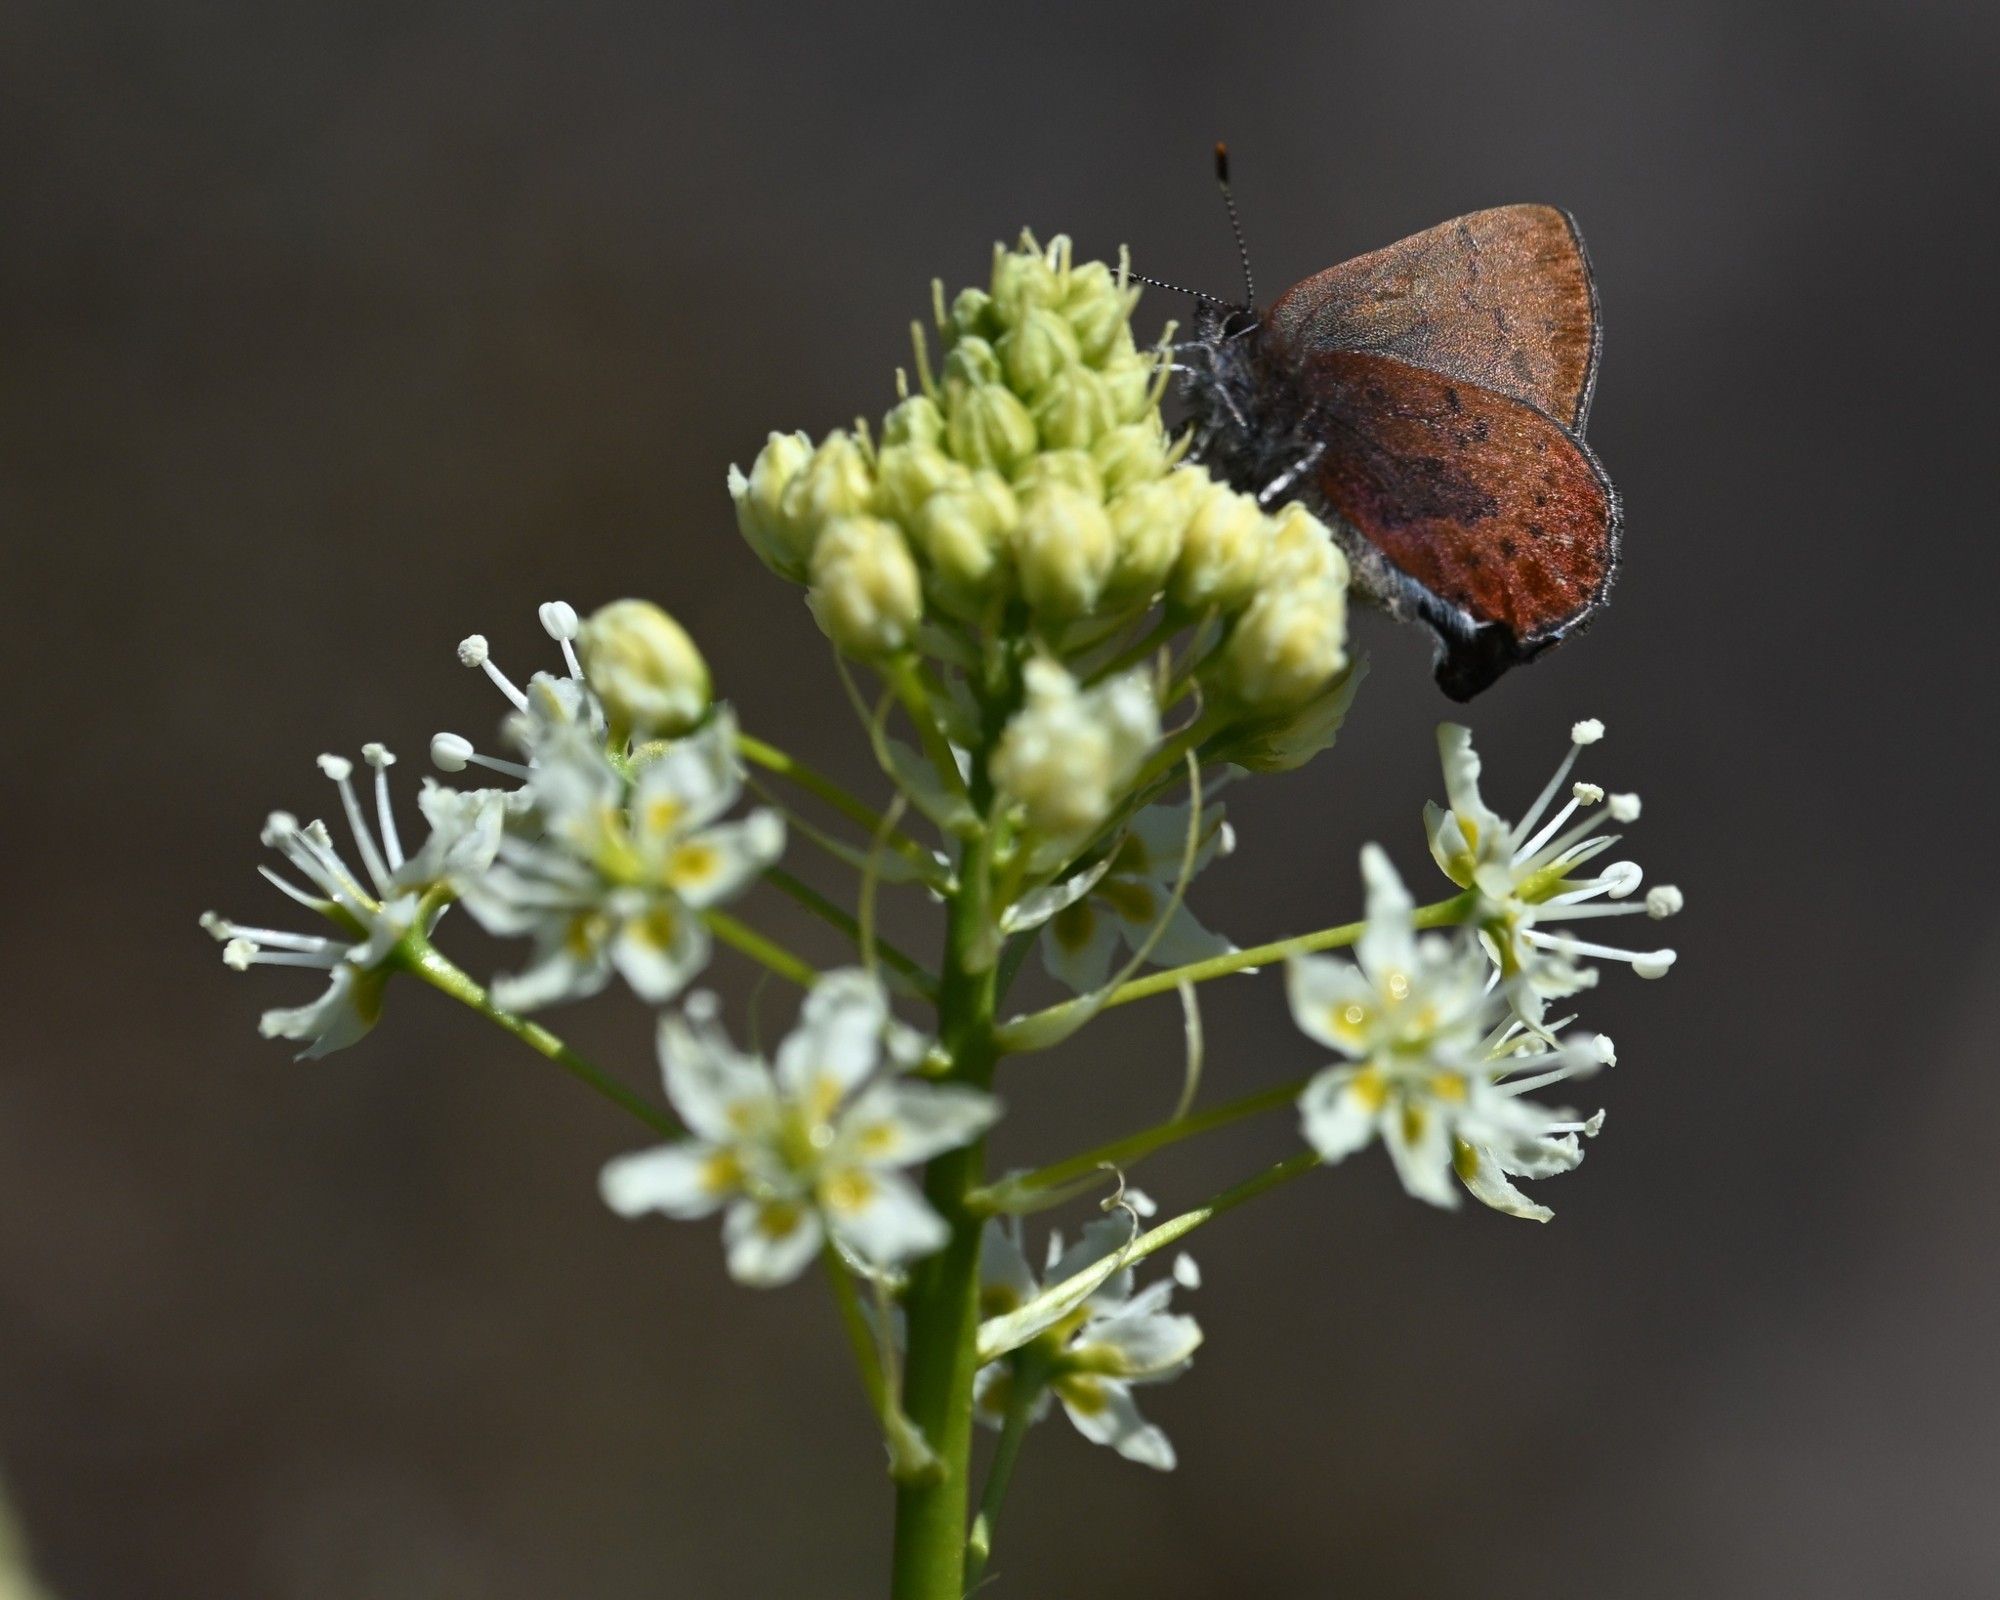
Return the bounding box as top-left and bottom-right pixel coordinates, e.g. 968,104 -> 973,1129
1257,441 -> 1326,507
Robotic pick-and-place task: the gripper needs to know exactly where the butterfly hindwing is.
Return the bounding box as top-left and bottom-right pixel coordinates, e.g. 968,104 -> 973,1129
1298,349 -> 1619,699
1264,204 -> 1601,432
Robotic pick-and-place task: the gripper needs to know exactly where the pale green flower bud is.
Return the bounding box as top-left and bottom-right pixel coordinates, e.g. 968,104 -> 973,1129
944,336 -> 1003,392
992,659 -> 1158,844
1259,502 -> 1350,590
1105,475 -> 1200,603
1060,260 -> 1138,366
578,599 -> 711,738
1091,421 -> 1170,497
1032,365 -> 1120,451
990,238 -> 1064,320
1011,449 -> 1103,502
810,515 -> 924,658
1171,477 -> 1270,613
913,472 -> 1016,605
1011,484 -> 1116,618
947,382 -> 1038,475
780,432 -> 877,566
1100,351 -> 1158,425
881,393 -> 945,448
998,306 -> 1082,397
951,287 -> 999,342
874,441 -> 965,524
1217,582 -> 1349,713
728,430 -> 816,578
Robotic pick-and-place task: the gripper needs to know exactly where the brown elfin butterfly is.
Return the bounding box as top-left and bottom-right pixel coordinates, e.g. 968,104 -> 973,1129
1170,147 -> 1619,700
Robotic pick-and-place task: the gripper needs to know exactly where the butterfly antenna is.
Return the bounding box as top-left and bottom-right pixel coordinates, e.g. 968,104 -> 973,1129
1214,142 -> 1255,307
1129,271 -> 1234,311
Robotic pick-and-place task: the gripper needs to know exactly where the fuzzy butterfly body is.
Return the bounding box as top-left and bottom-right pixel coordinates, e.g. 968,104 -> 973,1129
1180,203 -> 1620,700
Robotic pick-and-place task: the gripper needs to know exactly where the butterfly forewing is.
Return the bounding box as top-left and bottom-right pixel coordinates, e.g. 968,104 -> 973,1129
1300,349 -> 1618,699
1263,204 -> 1600,432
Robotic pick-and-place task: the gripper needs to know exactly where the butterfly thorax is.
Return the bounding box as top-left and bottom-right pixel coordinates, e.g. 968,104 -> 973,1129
1176,307 -> 1322,511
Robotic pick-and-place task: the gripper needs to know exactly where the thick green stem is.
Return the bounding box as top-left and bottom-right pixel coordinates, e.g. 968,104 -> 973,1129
997,891 -> 1478,1053
401,939 -> 679,1136
890,837 -> 997,1599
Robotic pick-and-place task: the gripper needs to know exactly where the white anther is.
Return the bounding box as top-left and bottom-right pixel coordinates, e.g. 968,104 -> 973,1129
1609,792 -> 1641,822
1600,860 -> 1643,898
261,811 -> 300,846
361,743 -> 395,768
1173,1253 -> 1202,1290
199,911 -> 228,939
457,634 -> 491,667
1632,950 -> 1677,979
539,601 -> 580,640
223,937 -> 258,970
683,990 -> 722,1023
1572,782 -> 1604,805
430,733 -> 473,772
1646,885 -> 1684,919
1571,718 -> 1605,745
1581,1109 -> 1607,1136
316,754 -> 353,782
1591,1034 -> 1618,1066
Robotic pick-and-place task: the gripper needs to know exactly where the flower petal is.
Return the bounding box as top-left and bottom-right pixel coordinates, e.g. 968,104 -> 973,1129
842,1080 -> 999,1167
721,1196 -> 823,1287
656,1007 -> 773,1142
1298,1065 -> 1383,1163
600,1142 -> 737,1219
609,899 -> 711,1003
823,1167 -> 948,1269
1056,1376 -> 1176,1470
775,968 -> 890,1099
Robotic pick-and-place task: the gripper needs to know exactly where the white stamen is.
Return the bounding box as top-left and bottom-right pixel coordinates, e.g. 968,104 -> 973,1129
258,865 -> 328,910
457,635 -> 490,667
368,749 -> 404,870
540,600 -> 584,677
1592,1034 -> 1617,1065
1631,951 -> 1676,979
323,752 -> 392,894
223,938 -> 257,970
361,743 -> 395,769
431,732 -> 473,771
1646,885 -> 1684,919
1572,782 -> 1604,804
459,634 -> 529,710
1172,1254 -> 1201,1290
1608,792 -> 1642,822
1507,738 -> 1586,853
1571,719 -> 1605,744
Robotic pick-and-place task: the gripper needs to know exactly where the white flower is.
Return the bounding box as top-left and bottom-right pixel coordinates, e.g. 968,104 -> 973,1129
1289,847 -> 1610,1214
599,971 -> 997,1287
991,660 -> 1159,850
1425,720 -> 1680,1022
972,1217 -> 1202,1471
1036,801 -> 1235,993
202,745 -> 508,1058
456,709 -> 784,1012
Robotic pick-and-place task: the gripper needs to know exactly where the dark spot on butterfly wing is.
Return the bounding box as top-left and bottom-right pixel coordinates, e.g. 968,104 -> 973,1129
1293,350 -> 1619,699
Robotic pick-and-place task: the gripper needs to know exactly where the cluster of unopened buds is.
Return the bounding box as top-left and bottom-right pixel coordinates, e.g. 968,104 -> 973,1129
203,231 -> 1682,1594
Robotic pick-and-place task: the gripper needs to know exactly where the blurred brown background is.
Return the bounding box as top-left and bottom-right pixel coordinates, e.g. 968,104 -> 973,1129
4,1 -> 1998,1595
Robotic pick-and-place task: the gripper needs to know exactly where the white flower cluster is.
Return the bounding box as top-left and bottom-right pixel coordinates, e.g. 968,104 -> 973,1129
729,233 -> 1350,721
205,599 -> 780,1052
1285,720 -> 1679,1220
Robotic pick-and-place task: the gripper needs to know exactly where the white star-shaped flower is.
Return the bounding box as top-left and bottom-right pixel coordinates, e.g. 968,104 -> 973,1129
455,708 -> 784,1012
973,1217 -> 1202,1471
1288,845 -> 1612,1216
600,971 -> 998,1287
